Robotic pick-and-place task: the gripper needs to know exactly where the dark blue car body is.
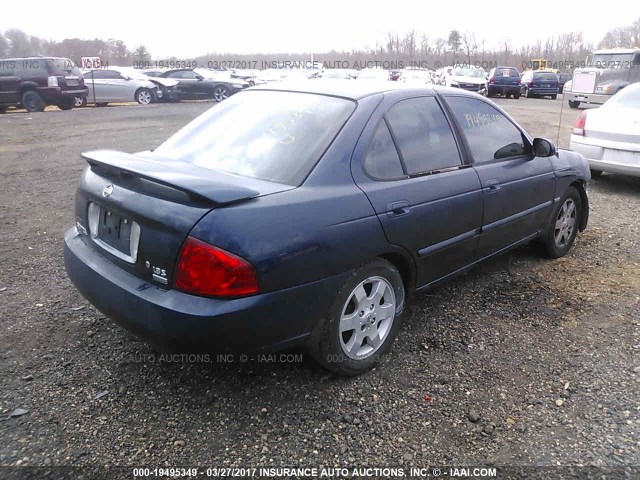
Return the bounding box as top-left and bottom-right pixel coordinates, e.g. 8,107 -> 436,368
520,70 -> 560,98
64,81 -> 590,365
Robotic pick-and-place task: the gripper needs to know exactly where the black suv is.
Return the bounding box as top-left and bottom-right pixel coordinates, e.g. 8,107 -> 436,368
0,57 -> 88,112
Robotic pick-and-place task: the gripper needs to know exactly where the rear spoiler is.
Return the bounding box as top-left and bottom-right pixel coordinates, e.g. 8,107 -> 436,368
82,150 -> 261,205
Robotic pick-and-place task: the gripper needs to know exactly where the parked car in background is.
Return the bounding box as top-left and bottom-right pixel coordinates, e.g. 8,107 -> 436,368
570,82 -> 640,178
321,69 -> 356,79
148,68 -> 249,102
64,81 -> 589,376
0,57 -> 87,112
487,66 -> 521,98
230,69 -> 259,86
563,79 -> 572,94
445,67 -> 487,95
356,69 -> 391,81
253,68 -> 288,85
520,70 -> 559,99
79,67 -> 163,107
557,73 -> 571,93
400,69 -> 433,85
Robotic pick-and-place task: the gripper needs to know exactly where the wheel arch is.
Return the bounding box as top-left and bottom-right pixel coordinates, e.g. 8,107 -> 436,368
378,250 -> 416,296
570,180 -> 589,232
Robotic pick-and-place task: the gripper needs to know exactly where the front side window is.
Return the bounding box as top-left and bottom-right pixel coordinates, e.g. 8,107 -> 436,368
446,97 -> 531,163
385,97 -> 461,174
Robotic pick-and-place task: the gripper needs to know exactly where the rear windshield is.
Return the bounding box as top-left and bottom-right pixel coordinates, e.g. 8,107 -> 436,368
604,84 -> 640,108
533,72 -> 558,81
154,90 -> 355,186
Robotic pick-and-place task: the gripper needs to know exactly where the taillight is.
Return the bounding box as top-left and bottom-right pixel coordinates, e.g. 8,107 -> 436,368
489,78 -> 496,84
48,76 -> 59,87
529,82 -> 536,88
515,79 -> 521,84
572,111 -> 587,136
174,237 -> 258,297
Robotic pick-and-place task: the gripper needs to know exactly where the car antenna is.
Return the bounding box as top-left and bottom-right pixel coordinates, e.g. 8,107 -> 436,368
556,87 -> 566,146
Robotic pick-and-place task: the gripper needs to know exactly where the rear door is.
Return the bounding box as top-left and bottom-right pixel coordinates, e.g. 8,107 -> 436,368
0,60 -> 20,104
443,95 -> 556,258
353,94 -> 483,288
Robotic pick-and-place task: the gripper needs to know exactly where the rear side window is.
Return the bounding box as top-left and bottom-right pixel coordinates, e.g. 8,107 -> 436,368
446,97 -> 531,163
364,121 -> 404,180
154,90 -> 355,186
385,97 -> 461,174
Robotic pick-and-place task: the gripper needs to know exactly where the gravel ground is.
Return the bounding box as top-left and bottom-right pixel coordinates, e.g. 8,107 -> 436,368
0,96 -> 639,479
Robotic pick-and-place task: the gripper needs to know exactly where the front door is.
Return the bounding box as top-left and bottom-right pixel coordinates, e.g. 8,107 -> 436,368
443,95 -> 556,258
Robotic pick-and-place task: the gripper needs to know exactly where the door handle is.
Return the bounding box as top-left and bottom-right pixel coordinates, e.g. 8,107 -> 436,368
387,201 -> 411,217
485,179 -> 501,192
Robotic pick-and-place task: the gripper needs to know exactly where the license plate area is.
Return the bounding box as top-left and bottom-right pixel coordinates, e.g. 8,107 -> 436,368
88,202 -> 141,263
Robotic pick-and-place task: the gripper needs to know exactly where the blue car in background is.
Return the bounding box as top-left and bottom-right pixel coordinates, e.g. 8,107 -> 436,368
520,70 -> 560,99
64,81 -> 590,376
487,66 -> 522,98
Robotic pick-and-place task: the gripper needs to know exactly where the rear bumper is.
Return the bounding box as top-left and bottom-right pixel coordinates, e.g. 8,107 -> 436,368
567,92 -> 609,105
528,88 -> 558,96
64,228 -> 349,352
488,85 -> 520,94
570,136 -> 640,177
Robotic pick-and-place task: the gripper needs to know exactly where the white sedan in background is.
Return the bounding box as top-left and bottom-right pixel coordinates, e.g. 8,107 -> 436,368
79,67 -> 161,106
570,83 -> 640,178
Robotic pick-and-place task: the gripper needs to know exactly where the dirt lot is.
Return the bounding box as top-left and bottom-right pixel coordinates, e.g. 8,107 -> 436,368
1,95 -> 639,479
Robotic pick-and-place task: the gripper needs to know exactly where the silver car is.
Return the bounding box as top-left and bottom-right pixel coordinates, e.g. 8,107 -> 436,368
569,82 -> 640,178
78,67 -> 160,107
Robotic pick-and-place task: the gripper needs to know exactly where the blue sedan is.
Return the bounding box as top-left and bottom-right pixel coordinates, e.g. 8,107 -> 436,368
64,81 -> 590,376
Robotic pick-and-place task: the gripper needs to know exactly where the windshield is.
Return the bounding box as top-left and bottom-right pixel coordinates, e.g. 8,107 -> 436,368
604,84 -> 640,109
590,53 -> 635,68
154,91 -> 355,186
453,68 -> 484,78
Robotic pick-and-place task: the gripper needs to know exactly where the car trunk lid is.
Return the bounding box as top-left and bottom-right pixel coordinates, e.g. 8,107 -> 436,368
75,149 -> 293,287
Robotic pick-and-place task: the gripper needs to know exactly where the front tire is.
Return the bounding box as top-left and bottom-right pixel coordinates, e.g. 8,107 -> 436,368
308,259 -> 405,376
551,94 -> 557,100
21,90 -> 45,112
74,96 -> 87,108
135,88 -> 153,105
536,186 -> 582,259
569,100 -> 580,109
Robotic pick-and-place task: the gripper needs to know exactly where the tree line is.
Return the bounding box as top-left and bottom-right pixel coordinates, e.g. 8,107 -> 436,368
1,17 -> 638,71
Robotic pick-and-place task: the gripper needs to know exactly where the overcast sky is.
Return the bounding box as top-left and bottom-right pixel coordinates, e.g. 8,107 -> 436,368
1,1 -> 638,58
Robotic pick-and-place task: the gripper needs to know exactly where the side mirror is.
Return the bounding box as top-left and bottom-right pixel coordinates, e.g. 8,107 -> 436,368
533,138 -> 557,157
196,76 -> 203,81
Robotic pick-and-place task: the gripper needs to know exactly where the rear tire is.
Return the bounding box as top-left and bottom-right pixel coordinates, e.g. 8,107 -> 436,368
57,98 -> 74,110
514,92 -> 520,99
21,90 -> 45,112
308,258 -> 405,376
551,94 -> 557,100
569,100 -> 580,109
590,169 -> 603,178
74,96 -> 87,108
536,186 -> 582,259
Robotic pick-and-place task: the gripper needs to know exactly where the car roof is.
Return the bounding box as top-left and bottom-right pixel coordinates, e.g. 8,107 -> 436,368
250,79 -> 477,100
1,56 -> 71,61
